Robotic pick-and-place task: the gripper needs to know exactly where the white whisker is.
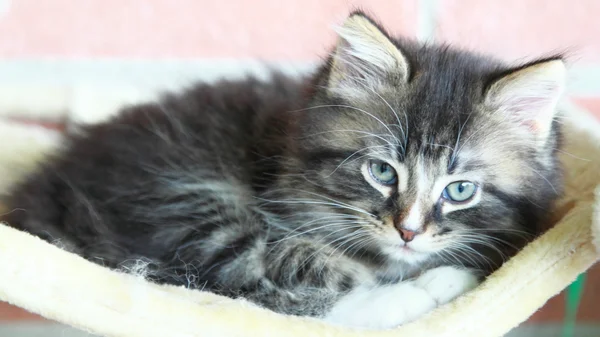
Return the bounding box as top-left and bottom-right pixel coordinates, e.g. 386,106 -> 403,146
291,104 -> 400,146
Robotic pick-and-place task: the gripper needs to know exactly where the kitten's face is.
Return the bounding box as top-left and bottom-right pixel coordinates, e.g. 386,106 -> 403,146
297,92 -> 537,267
284,13 -> 564,271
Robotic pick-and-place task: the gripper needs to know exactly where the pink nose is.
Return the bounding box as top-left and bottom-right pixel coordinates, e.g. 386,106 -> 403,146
398,228 -> 417,242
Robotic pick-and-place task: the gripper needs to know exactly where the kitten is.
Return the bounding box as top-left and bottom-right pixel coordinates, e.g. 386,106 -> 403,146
1,11 -> 564,329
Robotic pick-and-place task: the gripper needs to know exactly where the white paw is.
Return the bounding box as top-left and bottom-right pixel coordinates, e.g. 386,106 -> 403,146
323,267 -> 480,330
413,266 -> 479,305
324,282 -> 437,329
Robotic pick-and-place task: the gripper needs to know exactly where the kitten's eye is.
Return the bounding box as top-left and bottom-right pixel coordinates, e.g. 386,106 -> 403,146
442,181 -> 477,203
368,160 -> 397,185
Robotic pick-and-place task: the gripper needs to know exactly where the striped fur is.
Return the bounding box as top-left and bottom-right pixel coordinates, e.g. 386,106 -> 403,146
1,11 -> 564,328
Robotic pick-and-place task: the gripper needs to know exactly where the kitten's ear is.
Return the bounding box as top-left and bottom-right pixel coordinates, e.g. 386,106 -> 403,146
327,12 -> 410,97
484,58 -> 566,143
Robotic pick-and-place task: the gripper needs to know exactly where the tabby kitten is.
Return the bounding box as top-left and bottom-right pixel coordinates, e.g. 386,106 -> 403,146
2,12 -> 564,329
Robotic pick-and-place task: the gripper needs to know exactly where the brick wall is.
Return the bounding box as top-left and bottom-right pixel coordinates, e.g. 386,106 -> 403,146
0,0 -> 599,328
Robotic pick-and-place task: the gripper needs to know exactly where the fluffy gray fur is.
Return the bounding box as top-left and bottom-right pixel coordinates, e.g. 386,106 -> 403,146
1,11 -> 564,328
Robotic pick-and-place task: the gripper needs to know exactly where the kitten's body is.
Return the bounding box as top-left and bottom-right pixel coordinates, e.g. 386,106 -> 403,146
1,13 -> 564,329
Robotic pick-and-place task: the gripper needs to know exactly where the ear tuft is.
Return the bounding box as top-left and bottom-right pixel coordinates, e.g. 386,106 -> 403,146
327,13 -> 409,97
485,58 -> 566,143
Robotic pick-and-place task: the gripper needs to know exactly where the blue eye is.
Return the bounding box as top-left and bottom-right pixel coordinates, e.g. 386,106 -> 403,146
442,181 -> 477,203
368,160 -> 397,185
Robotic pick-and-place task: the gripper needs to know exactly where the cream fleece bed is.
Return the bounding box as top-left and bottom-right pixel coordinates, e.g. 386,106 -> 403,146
0,99 -> 598,337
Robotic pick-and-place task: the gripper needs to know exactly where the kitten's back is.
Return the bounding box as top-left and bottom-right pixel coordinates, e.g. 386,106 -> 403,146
1,74 -> 304,269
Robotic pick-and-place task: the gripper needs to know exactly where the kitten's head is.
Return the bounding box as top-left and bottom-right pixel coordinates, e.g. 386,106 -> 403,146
278,12 -> 564,272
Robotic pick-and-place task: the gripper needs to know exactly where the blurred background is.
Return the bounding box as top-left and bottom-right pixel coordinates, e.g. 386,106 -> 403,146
0,1 -> 599,336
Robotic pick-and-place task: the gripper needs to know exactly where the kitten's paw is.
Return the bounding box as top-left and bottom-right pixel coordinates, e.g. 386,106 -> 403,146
324,282 -> 436,329
413,266 -> 479,305
323,267 -> 479,329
